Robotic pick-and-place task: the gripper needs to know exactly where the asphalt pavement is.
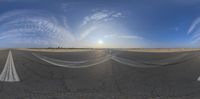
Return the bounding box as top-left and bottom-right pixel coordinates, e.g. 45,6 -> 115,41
0,49 -> 199,99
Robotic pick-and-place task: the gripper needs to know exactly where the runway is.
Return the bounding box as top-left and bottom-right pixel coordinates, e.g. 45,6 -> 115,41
0,49 -> 200,99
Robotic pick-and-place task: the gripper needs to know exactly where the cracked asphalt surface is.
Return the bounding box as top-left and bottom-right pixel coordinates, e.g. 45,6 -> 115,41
0,49 -> 200,99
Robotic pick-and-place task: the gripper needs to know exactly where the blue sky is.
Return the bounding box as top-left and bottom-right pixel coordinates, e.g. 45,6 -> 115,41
0,0 -> 200,48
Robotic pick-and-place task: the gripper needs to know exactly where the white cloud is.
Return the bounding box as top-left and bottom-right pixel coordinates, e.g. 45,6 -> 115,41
187,17 -> 200,34
78,10 -> 125,40
112,12 -> 122,17
81,10 -> 123,26
80,26 -> 97,40
104,34 -> 143,40
191,37 -> 200,44
187,17 -> 200,45
0,9 -> 75,47
120,35 -> 143,39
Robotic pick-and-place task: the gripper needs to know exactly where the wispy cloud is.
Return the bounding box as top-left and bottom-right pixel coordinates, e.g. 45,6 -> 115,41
187,17 -> 200,44
79,26 -> 97,40
81,10 -> 123,26
187,17 -> 200,34
79,10 -> 124,40
0,9 -> 75,47
104,34 -> 143,40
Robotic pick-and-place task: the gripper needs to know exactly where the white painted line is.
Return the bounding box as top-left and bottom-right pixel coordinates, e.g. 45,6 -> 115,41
0,50 -> 20,82
197,76 -> 200,82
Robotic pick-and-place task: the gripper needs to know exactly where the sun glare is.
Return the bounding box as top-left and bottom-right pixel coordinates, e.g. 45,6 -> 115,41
98,40 -> 103,44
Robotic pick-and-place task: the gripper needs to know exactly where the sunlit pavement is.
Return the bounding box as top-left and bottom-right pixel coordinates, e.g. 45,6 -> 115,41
0,49 -> 200,99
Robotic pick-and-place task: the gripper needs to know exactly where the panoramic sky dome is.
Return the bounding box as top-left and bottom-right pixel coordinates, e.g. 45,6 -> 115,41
0,0 -> 200,48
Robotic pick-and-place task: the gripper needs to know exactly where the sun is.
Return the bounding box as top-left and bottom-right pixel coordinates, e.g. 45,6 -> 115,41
98,40 -> 103,44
